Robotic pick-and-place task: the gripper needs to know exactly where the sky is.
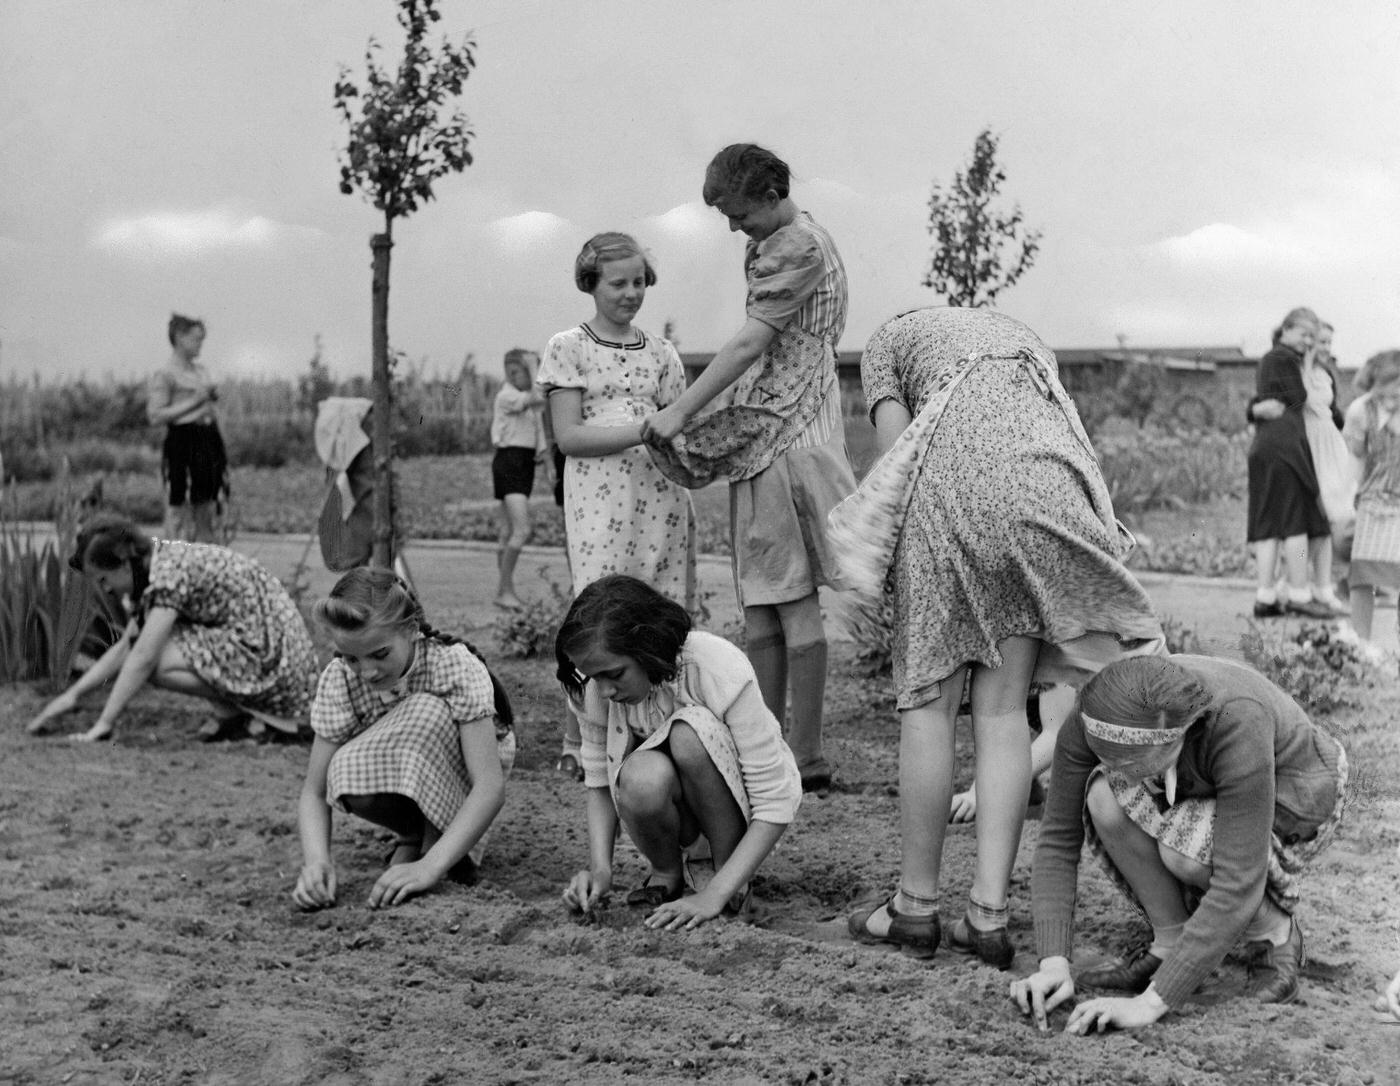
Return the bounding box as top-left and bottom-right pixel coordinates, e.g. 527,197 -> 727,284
2,0 -> 1398,387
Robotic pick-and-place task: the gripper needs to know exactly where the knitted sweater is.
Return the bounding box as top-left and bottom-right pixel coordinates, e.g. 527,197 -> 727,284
1032,655 -> 1343,1007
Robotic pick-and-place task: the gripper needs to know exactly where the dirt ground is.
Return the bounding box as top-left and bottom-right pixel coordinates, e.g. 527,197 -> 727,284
4,539 -> 1400,1085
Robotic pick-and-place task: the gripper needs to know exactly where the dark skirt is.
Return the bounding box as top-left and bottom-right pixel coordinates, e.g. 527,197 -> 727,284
491,446 -> 536,499
1247,414 -> 1329,541
162,423 -> 228,508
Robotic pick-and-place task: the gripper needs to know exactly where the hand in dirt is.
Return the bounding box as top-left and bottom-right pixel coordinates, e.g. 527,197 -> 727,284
644,890 -> 724,932
1381,970 -> 1400,1020
1064,991 -> 1167,1035
367,858 -> 440,909
1010,958 -> 1074,1031
26,691 -> 80,735
949,787 -> 977,823
563,869 -> 611,913
293,861 -> 337,910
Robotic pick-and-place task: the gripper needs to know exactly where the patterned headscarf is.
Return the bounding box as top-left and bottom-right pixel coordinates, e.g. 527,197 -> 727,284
1079,656 -> 1211,761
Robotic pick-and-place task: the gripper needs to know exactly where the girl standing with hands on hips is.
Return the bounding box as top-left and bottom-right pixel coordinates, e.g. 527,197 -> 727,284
643,145 -> 855,792
558,575 -> 802,929
293,568 -> 515,911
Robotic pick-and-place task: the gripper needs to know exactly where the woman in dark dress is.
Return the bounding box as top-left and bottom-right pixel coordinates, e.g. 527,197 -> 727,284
1245,307 -> 1334,619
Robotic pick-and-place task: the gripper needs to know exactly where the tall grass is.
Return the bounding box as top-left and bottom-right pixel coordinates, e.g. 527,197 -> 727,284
0,467 -> 118,689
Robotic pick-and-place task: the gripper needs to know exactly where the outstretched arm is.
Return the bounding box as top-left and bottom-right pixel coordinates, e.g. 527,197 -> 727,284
563,786 -> 618,912
27,621 -> 136,734
293,736 -> 341,909
645,819 -> 786,931
642,319 -> 778,442
76,608 -> 179,742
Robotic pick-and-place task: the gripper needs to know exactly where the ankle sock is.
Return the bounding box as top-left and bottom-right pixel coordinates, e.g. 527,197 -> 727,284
1287,587 -> 1314,605
894,886 -> 938,917
1256,588 -> 1278,604
1148,921 -> 1183,959
1242,903 -> 1292,946
967,895 -> 1008,931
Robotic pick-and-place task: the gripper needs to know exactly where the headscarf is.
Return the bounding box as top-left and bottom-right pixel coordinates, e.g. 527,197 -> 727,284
1079,656 -> 1210,759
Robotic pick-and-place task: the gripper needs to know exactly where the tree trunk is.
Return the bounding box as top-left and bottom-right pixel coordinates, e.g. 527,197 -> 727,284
370,231 -> 395,569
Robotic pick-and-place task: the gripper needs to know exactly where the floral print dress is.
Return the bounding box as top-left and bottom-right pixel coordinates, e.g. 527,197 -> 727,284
538,324 -> 696,609
852,307 -> 1162,710
140,540 -> 317,724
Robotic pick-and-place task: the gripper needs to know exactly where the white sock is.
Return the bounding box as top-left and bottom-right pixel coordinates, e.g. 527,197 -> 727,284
1256,588 -> 1278,604
1287,587 -> 1314,605
1148,922 -> 1183,960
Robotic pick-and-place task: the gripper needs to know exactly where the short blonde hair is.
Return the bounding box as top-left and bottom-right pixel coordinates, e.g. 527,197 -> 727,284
573,232 -> 656,293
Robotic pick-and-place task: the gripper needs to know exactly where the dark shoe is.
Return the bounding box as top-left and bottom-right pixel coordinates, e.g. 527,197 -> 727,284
801,771 -> 832,795
625,877 -> 684,909
1247,918 -> 1304,1004
1077,941 -> 1162,992
1284,598 -> 1335,620
445,855 -> 478,886
847,894 -> 941,958
197,713 -> 250,742
1252,599 -> 1285,619
946,913 -> 1014,970
555,752 -> 585,782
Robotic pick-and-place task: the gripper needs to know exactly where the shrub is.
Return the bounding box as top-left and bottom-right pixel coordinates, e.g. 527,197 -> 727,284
1239,620 -> 1370,716
493,573 -> 572,660
1158,613 -> 1203,655
1095,423 -> 1249,513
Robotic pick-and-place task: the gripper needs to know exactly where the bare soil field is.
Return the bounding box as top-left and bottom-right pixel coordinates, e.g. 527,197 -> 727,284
3,545 -> 1400,1085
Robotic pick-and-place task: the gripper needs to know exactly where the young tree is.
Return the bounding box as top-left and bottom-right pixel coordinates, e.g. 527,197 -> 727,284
922,128 -> 1042,308
334,0 -> 476,567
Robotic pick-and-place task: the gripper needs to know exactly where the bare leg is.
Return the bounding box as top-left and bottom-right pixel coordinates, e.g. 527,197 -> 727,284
1280,533 -> 1310,596
190,501 -> 217,544
1350,585 -> 1376,641
495,492 -> 531,608
614,749 -> 688,891
966,636 -> 1038,915
667,722 -> 746,870
1086,777 -> 1190,928
343,793 -> 426,863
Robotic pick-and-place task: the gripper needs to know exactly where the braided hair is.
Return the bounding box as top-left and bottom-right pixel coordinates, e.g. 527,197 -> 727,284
315,567 -> 513,728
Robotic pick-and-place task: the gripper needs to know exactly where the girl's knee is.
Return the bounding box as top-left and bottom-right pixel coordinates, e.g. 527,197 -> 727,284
616,750 -> 677,814
1085,776 -> 1128,831
395,692 -> 452,721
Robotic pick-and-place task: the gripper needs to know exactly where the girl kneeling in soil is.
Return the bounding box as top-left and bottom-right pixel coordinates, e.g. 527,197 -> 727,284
1011,655 -> 1347,1034
27,515 -> 317,742
557,575 -> 802,930
293,568 -> 515,911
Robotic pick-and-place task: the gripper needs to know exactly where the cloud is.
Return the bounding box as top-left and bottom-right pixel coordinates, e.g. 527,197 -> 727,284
1148,222 -> 1308,270
481,210 -> 575,254
92,208 -> 323,260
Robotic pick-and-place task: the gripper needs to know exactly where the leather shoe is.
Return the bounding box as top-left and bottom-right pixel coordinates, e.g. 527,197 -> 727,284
1076,942 -> 1162,992
1246,918 -> 1304,1004
625,877 -> 684,909
847,894 -> 940,958
1283,598 -> 1335,620
946,913 -> 1014,971
1252,599 -> 1285,619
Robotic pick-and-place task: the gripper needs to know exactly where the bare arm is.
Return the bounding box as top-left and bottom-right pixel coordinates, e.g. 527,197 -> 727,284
77,607 -> 180,742
547,389 -> 643,457
26,622 -> 135,734
367,719 -> 507,908
647,819 -> 788,931
873,398 -> 915,458
641,318 -> 779,442
293,736 -> 341,909
563,786 -> 619,911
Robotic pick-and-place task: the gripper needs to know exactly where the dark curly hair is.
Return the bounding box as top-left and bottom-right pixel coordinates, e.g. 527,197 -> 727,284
555,574 -> 691,698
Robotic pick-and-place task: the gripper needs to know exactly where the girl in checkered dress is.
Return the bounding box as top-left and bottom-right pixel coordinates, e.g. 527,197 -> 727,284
293,568 -> 515,911
1343,350 -> 1400,644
